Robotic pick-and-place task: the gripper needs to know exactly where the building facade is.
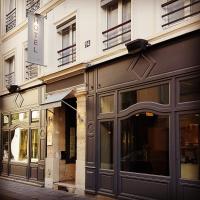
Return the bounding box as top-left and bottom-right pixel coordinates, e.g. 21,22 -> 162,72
0,0 -> 200,199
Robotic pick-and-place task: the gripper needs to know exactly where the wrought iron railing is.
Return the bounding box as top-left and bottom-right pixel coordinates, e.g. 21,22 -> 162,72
5,72 -> 15,86
6,8 -> 16,32
26,0 -> 40,17
25,64 -> 39,80
162,0 -> 200,27
102,19 -> 131,50
57,44 -> 76,67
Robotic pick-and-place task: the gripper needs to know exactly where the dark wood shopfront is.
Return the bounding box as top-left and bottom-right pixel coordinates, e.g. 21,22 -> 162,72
85,30 -> 200,200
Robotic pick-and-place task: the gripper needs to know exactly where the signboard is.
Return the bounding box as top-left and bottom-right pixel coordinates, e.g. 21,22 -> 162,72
28,13 -> 44,66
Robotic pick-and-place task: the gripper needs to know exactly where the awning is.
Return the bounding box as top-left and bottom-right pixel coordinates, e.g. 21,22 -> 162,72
40,89 -> 72,110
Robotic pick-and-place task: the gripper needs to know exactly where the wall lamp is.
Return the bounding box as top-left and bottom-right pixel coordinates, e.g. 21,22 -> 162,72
6,84 -> 20,93
126,39 -> 151,54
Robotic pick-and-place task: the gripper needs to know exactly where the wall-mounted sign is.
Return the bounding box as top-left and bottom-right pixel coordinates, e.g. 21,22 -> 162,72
28,14 -> 44,66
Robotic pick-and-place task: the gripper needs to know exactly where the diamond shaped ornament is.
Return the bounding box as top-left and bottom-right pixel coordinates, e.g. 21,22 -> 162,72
15,93 -> 24,108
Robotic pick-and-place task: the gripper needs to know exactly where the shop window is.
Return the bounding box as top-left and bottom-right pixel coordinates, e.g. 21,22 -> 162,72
121,84 -> 169,110
100,95 -> 114,113
31,129 -> 39,163
180,113 -> 200,180
162,0 -> 200,28
11,113 -> 19,125
31,110 -> 40,122
179,77 -> 200,102
57,17 -> 76,67
19,112 -> 29,123
120,112 -> 169,176
2,114 -> 9,126
100,121 -> 114,169
2,131 -> 9,161
11,128 -> 28,163
102,0 -> 131,50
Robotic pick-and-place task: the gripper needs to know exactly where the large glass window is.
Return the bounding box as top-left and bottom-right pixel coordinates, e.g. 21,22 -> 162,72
19,112 -> 29,123
121,113 -> 169,176
2,131 -> 9,161
179,77 -> 200,102
2,115 -> 9,126
180,113 -> 200,180
100,121 -> 114,169
31,110 -> 39,122
121,84 -> 169,110
11,113 -> 19,124
11,128 -> 28,163
100,95 -> 114,113
31,129 -> 39,163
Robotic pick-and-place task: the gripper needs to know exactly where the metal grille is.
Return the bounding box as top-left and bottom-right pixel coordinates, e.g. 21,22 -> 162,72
26,0 -> 40,17
6,8 -> 16,32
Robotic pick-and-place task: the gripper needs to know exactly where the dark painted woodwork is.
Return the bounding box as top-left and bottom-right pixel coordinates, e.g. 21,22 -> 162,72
86,31 -> 200,199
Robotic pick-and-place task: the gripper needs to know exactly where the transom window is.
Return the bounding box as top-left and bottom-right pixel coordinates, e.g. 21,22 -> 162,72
121,84 -> 169,110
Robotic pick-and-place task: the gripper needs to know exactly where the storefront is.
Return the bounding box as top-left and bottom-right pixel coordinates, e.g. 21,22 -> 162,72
40,66 -> 87,193
85,30 -> 200,200
0,85 -> 46,185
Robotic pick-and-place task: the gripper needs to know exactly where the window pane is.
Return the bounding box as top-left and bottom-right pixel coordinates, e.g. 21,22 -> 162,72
31,110 -> 39,122
180,113 -> 200,180
2,115 -> 9,126
121,84 -> 169,110
19,112 -> 29,123
191,0 -> 200,14
31,129 -> 39,163
180,77 -> 200,102
2,131 -> 9,161
167,0 -> 184,23
100,121 -> 114,169
11,113 -> 19,124
100,95 -> 114,113
121,113 -> 169,176
11,128 -> 28,163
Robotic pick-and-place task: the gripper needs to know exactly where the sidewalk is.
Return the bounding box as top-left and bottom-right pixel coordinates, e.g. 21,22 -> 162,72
0,179 -> 114,200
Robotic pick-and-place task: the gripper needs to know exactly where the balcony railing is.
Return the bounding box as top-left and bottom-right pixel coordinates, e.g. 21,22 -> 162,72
5,72 -> 15,86
162,0 -> 200,27
26,0 -> 40,17
25,64 -> 39,80
102,19 -> 131,51
6,8 -> 16,32
57,44 -> 76,67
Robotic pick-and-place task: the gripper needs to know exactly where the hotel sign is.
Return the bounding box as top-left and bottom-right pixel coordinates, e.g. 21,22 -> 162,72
28,14 -> 44,66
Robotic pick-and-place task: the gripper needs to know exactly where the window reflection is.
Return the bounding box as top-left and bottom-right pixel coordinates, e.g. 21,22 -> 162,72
31,129 -> 39,163
121,113 -> 169,176
100,121 -> 114,169
19,112 -> 29,122
180,77 -> 200,102
3,115 -> 9,126
180,113 -> 200,180
11,113 -> 19,124
121,84 -> 169,110
100,95 -> 114,113
2,131 -> 9,161
11,128 -> 28,163
31,110 -> 40,122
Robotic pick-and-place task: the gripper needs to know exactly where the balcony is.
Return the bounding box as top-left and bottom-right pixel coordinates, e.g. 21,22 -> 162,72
25,64 -> 39,80
162,0 -> 200,27
6,8 -> 16,32
57,44 -> 76,67
26,0 -> 40,17
102,19 -> 131,51
5,72 -> 15,86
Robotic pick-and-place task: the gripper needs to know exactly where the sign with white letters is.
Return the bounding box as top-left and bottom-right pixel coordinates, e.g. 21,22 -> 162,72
28,14 -> 44,65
